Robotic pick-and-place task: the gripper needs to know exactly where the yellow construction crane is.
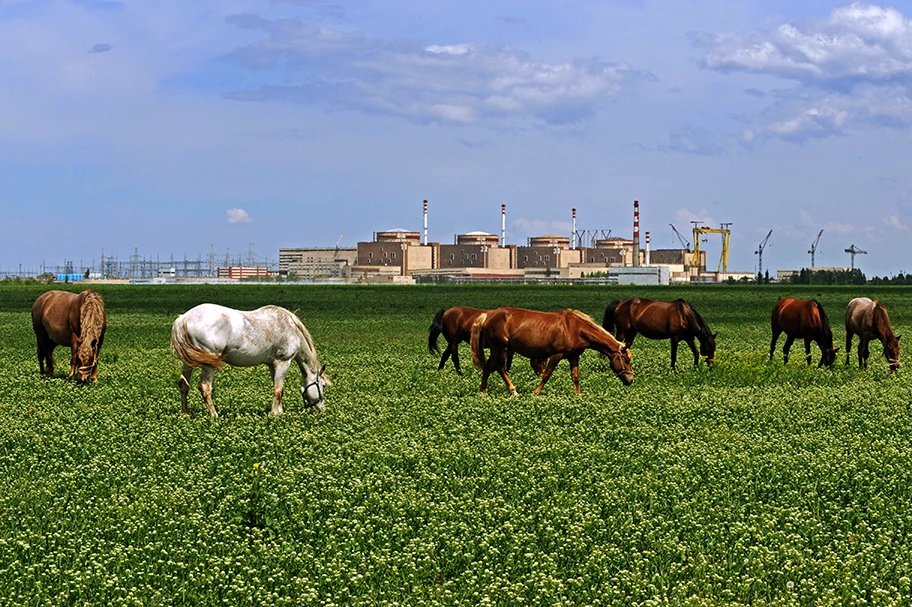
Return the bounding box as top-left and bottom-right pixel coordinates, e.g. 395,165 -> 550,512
692,222 -> 732,273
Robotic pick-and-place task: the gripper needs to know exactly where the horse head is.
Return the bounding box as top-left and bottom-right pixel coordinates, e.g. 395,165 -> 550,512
885,334 -> 901,374
75,336 -> 100,383
301,364 -> 331,411
700,332 -> 717,365
607,344 -> 634,386
819,346 -> 839,368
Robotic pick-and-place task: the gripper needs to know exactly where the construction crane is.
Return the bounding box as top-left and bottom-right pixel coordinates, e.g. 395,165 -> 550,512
333,234 -> 344,260
808,229 -> 823,268
669,224 -> 691,251
755,230 -> 772,281
692,222 -> 732,273
844,244 -> 867,270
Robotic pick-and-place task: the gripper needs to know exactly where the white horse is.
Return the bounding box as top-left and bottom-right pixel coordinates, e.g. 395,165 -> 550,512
170,303 -> 331,417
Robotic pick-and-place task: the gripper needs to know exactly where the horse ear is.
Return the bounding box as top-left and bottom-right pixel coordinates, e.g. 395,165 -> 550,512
898,335 -> 902,341
320,363 -> 327,374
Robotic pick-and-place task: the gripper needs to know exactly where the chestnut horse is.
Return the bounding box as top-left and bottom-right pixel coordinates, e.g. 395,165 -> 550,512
770,298 -> 838,367
31,289 -> 107,382
470,307 -> 633,396
602,297 -> 716,368
428,306 -> 545,376
845,297 -> 901,373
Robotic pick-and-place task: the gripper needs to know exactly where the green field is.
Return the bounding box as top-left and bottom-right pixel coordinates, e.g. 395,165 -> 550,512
1,284 -> 911,606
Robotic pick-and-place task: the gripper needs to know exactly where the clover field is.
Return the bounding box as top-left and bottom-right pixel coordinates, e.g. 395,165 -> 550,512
1,284 -> 911,606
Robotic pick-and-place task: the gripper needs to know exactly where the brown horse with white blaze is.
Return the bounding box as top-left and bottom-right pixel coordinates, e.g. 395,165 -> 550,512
470,307 -> 633,396
603,297 -> 716,368
845,297 -> 900,373
31,289 -> 107,382
428,306 -> 545,376
770,298 -> 838,367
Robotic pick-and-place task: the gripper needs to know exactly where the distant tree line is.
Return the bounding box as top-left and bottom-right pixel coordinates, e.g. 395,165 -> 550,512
869,273 -> 912,285
785,268 -> 867,285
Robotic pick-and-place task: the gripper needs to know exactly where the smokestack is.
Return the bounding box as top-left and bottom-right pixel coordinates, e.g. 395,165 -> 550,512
645,231 -> 651,266
571,208 -> 577,249
423,199 -> 428,245
501,204 -> 506,247
632,200 -> 641,268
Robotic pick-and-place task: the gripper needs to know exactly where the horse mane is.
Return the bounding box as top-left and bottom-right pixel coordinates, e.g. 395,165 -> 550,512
873,301 -> 896,340
813,300 -> 833,343
569,309 -> 617,340
285,308 -> 320,367
678,299 -> 712,340
77,291 -> 106,359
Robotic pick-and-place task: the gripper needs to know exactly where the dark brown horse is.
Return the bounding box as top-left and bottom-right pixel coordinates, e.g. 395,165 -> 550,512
770,298 -> 838,367
428,306 -> 545,376
603,297 -> 716,368
31,290 -> 107,382
470,307 -> 633,396
845,297 -> 901,373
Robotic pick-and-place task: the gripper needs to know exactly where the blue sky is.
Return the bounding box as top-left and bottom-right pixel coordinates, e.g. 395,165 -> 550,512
3,0 -> 912,276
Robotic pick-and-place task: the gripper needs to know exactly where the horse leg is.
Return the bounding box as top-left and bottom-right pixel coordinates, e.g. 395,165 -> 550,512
804,338 -> 813,365
782,335 -> 794,364
198,366 -> 218,418
479,356 -> 493,394
438,339 -> 455,372
845,331 -> 853,366
569,354 -> 581,395
451,344 -> 463,375
770,328 -> 782,361
178,364 -> 193,416
670,338 -> 679,369
533,355 -> 563,396
36,336 -> 55,377
860,337 -> 869,370
685,337 -> 700,367
270,360 -> 292,415
68,341 -> 78,380
493,349 -> 517,396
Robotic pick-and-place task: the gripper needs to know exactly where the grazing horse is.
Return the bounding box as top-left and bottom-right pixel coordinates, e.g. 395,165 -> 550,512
31,289 -> 107,382
845,297 -> 901,373
470,307 -> 633,396
428,306 -> 545,376
770,298 -> 838,367
603,297 -> 716,368
171,303 -> 330,417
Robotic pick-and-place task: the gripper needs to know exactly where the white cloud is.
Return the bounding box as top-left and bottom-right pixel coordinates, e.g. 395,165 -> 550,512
697,3 -> 912,143
674,208 -> 717,228
886,214 -> 909,230
226,208 -> 253,224
512,218 -> 572,239
224,16 -> 646,128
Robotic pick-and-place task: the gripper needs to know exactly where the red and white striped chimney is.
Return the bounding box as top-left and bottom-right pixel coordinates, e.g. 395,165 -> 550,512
632,200 -> 641,267
423,199 -> 428,245
501,204 -> 506,247
571,208 -> 577,249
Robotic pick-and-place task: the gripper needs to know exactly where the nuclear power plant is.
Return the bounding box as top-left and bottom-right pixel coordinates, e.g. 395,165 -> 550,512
14,199 -> 758,285
279,200 -> 742,285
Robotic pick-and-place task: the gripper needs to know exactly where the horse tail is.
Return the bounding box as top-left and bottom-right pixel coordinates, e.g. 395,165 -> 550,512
813,300 -> 833,343
170,317 -> 226,369
602,300 -> 620,333
428,309 -> 445,355
470,312 -> 488,369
